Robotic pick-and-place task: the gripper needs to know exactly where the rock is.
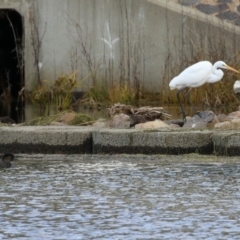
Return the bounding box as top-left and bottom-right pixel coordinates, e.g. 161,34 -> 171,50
215,119 -> 240,130
196,3 -> 229,15
108,114 -> 131,129
237,5 -> 240,13
225,111 -> 240,121
235,18 -> 240,26
217,0 -> 232,3
217,113 -> 227,122
0,116 -> 15,124
231,119 -> 240,129
50,121 -> 67,126
93,118 -> 108,128
168,123 -> 181,129
214,121 -> 232,130
60,112 -> 76,123
164,119 -> 184,127
135,120 -> 170,130
216,11 -> 240,21
183,111 -> 218,129
178,0 -> 199,6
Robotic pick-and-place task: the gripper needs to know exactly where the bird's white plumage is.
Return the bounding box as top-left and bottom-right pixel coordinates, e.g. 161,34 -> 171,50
169,60 -> 239,121
169,61 -> 214,90
169,60 -> 232,91
233,80 -> 240,94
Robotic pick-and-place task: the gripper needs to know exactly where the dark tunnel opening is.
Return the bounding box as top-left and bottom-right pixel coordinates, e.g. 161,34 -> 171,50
0,9 -> 24,122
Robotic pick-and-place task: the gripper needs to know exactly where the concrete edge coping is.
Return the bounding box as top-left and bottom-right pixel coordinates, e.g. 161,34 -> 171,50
0,126 -> 239,156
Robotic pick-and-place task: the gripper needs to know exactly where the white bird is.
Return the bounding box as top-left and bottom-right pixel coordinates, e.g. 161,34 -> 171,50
169,61 -> 239,121
233,80 -> 240,94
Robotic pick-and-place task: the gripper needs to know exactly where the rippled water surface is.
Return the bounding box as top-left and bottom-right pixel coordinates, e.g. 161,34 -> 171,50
1,154 -> 240,239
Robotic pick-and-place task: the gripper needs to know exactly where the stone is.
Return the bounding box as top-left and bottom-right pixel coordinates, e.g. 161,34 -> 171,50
0,116 -> 15,124
93,118 -> 108,128
195,3 -> 229,15
217,113 -> 227,122
50,121 -> 67,126
225,111 -> 240,121
59,112 -> 76,123
216,118 -> 240,130
214,121 -> 232,130
168,123 -> 181,129
216,11 -> 240,21
234,18 -> 240,26
231,119 -> 240,129
108,114 -> 131,129
217,0 -> 232,3
178,0 -> 199,6
135,119 -> 170,130
183,111 -> 218,129
237,5 -> 240,13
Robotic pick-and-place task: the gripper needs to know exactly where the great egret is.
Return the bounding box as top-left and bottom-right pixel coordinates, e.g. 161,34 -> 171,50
169,61 -> 239,121
233,80 -> 240,94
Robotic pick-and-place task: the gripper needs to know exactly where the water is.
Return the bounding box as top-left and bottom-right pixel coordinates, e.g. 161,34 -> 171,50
0,99 -> 238,124
1,154 -> 240,239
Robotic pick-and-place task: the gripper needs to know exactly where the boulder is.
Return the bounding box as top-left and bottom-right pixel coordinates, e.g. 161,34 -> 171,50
93,118 -> 108,128
217,113 -> 227,122
108,114 -> 131,129
168,123 -> 181,129
214,121 -> 232,130
59,112 -> 76,123
183,111 -> 218,129
135,119 -> 170,130
50,121 -> 67,126
225,111 -> 240,121
215,119 -> 240,130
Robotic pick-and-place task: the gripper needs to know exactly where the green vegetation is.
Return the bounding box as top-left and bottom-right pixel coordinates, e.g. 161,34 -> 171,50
23,111 -> 94,126
29,72 -> 78,111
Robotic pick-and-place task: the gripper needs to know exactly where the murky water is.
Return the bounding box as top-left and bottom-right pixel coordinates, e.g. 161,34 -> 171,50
1,154 -> 240,239
0,99 -> 238,124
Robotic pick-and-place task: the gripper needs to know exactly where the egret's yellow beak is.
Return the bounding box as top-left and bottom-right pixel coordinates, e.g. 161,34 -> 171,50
226,65 -> 239,74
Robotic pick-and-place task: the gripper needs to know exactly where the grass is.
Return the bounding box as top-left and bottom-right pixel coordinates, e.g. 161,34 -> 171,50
29,72 -> 78,112
23,111 -> 94,126
85,81 -> 137,105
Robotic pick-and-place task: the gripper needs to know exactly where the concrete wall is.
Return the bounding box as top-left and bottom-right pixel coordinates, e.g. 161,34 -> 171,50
1,0 -> 240,92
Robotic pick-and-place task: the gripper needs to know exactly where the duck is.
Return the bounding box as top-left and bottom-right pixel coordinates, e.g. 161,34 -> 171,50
0,153 -> 15,168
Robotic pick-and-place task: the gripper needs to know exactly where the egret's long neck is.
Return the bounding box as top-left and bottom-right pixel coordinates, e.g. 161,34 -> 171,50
207,65 -> 224,83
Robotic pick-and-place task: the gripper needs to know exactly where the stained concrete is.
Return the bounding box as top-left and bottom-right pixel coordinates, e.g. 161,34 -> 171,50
92,129 -> 213,154
0,126 -> 93,154
1,0 -> 240,93
0,125 -> 239,156
212,131 -> 240,156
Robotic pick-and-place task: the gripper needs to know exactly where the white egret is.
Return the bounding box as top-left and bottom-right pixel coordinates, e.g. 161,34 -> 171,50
233,80 -> 240,94
169,61 -> 239,121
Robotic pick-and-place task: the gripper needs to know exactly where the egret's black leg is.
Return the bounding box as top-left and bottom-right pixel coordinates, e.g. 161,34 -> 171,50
185,88 -> 201,117
177,89 -> 186,122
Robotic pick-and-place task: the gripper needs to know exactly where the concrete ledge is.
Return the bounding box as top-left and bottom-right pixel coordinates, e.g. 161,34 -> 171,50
212,131 -> 240,156
1,126 -> 240,156
0,126 -> 93,154
92,129 -> 213,154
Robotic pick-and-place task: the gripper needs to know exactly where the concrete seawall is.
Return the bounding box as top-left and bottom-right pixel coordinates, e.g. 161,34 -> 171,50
1,126 -> 240,156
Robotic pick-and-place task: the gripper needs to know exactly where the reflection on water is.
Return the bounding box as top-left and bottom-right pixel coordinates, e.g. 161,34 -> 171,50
1,154 -> 240,239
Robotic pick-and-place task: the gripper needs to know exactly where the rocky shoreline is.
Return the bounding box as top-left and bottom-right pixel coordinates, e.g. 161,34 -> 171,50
1,105 -> 240,156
